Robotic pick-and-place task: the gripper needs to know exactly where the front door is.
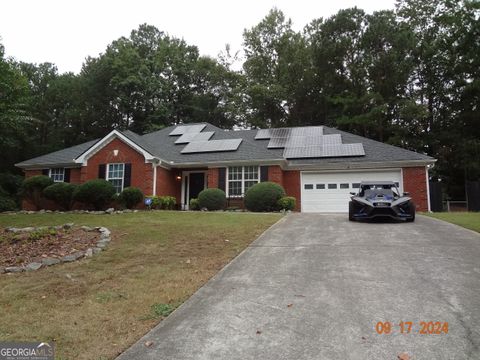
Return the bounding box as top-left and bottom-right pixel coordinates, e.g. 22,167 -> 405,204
188,172 -> 205,203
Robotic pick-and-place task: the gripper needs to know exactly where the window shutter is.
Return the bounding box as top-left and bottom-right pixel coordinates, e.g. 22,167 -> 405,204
260,166 -> 269,182
64,168 -> 71,183
218,168 -> 226,192
98,164 -> 106,179
124,163 -> 132,188
42,169 -> 49,176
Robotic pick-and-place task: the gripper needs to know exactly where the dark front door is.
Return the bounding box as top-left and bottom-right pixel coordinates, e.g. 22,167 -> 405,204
189,173 -> 205,202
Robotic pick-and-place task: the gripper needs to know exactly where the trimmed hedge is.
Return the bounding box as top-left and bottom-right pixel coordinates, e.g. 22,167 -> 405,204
21,175 -> 54,209
43,182 -> 77,210
244,182 -> 285,212
119,187 -> 144,209
73,179 -> 116,210
189,198 -> 200,210
145,195 -> 177,210
278,196 -> 296,211
198,188 -> 226,210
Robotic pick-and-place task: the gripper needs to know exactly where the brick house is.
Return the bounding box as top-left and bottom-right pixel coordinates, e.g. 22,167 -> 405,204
16,123 -> 435,212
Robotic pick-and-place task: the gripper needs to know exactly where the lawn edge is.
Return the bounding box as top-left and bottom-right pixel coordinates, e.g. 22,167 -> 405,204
419,213 -> 480,236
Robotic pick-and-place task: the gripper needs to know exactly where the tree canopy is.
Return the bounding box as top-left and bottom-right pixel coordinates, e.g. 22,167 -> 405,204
0,0 -> 478,199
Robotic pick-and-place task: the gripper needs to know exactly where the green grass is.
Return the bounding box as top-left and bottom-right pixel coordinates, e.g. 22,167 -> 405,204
423,212 -> 480,233
0,211 -> 281,360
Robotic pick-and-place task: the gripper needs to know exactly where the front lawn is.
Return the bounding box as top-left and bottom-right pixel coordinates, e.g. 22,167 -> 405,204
423,212 -> 480,233
0,211 -> 281,359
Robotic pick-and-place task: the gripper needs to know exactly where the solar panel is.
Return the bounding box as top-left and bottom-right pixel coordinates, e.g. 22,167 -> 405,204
322,143 -> 365,157
267,137 -> 289,148
255,129 -> 272,139
175,131 -> 214,144
169,124 -> 206,136
181,139 -> 242,154
283,143 -> 365,159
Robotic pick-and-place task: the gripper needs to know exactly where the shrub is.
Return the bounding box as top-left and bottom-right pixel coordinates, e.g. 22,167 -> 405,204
119,187 -> 144,209
73,179 -> 116,210
159,196 -> 176,210
189,198 -> 200,210
244,182 -> 286,212
144,195 -> 176,210
43,182 -> 77,210
278,196 -> 296,211
0,173 -> 23,197
21,175 -> 54,209
198,188 -> 226,210
0,193 -> 17,212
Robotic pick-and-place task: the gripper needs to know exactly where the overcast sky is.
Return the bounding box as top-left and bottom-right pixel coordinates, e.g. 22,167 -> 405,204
1,0 -> 395,74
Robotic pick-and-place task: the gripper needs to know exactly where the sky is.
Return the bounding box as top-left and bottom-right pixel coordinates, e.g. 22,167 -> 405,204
0,0 -> 396,74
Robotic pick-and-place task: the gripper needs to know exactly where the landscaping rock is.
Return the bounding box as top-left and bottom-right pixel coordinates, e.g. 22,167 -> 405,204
93,247 -> 103,254
63,223 -> 74,229
62,252 -> 84,262
105,208 -> 115,214
6,227 -> 35,233
38,209 -> 46,214
45,210 -> 52,213
80,226 -> 94,232
0,267 -> 5,274
123,209 -> 133,213
42,257 -> 61,266
85,248 -> 93,257
5,266 -> 24,273
99,227 -> 111,237
96,242 -> 107,249
26,262 -> 43,271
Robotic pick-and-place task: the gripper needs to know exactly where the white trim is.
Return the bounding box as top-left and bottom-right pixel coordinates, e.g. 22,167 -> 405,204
181,171 -> 207,210
226,165 -> 260,198
425,165 -> 431,212
74,130 -> 157,166
152,163 -> 158,196
49,168 -> 65,182
106,163 -> 125,194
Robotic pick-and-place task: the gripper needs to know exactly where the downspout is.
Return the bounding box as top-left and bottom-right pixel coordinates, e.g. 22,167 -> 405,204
425,164 -> 432,212
152,161 -> 158,196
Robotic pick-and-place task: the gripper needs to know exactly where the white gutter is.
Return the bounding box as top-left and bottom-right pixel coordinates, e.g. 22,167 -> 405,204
152,162 -> 158,196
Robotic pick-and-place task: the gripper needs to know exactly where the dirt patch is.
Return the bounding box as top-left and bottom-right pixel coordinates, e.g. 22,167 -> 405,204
0,227 -> 100,267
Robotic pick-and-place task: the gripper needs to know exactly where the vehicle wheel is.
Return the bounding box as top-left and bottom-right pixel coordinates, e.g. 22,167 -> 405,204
348,201 -> 354,221
406,203 -> 416,222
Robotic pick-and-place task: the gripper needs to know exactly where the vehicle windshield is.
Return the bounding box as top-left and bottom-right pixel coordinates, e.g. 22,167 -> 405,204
358,184 -> 400,198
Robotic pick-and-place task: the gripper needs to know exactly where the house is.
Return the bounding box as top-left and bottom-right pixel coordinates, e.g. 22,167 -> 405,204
16,123 -> 435,212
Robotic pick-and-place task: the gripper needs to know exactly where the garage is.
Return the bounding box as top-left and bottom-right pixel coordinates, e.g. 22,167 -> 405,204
301,170 -> 403,212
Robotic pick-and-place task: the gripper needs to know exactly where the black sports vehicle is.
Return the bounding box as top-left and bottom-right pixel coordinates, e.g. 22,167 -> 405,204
348,181 -> 415,222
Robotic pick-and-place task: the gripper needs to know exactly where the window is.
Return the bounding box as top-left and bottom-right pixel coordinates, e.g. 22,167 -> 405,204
304,184 -> 314,190
340,183 -> 349,189
107,163 -> 124,193
49,168 -> 65,182
227,166 -> 259,197
352,183 -> 360,189
328,184 -> 337,189
316,184 -> 325,189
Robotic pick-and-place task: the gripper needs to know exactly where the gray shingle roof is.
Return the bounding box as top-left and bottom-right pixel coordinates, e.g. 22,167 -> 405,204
15,139 -> 99,168
16,123 -> 434,169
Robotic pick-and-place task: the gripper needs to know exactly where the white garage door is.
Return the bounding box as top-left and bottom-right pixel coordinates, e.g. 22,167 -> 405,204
301,170 -> 402,213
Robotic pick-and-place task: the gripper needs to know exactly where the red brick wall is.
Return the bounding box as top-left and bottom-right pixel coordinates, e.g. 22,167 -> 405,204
207,168 -> 219,188
82,138 -> 152,195
24,169 -> 43,178
282,170 -> 301,211
69,168 -> 82,184
268,165 -> 283,185
156,166 -> 181,204
402,166 -> 428,211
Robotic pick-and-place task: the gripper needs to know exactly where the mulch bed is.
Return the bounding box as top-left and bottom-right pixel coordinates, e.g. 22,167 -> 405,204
0,227 -> 100,267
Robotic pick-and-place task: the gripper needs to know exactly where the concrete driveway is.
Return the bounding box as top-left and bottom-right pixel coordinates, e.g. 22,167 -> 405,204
117,214 -> 480,360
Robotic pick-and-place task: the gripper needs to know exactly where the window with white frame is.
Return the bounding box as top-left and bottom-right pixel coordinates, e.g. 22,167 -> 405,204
107,163 -> 124,193
227,166 -> 259,197
49,168 -> 65,182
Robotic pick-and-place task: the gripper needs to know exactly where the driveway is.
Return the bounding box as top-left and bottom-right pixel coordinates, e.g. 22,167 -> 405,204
117,214 -> 480,360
